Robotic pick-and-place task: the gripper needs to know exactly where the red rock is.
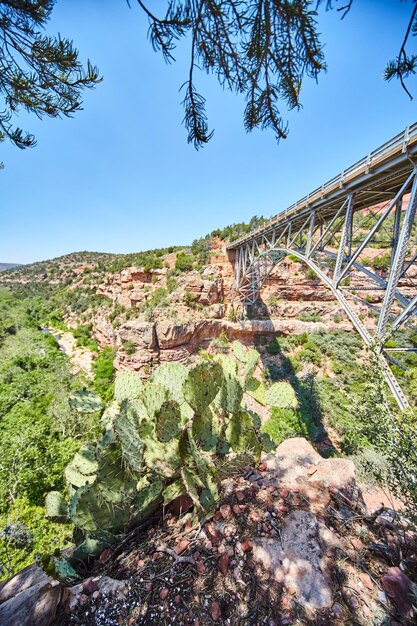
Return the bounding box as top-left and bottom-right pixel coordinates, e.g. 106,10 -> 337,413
220,504 -> 231,519
135,558 -> 145,569
194,619 -> 200,626
83,578 -> 99,595
160,588 -> 169,600
145,582 -> 152,591
258,460 -> 267,472
307,465 -> 317,475
193,551 -> 201,561
217,544 -> 226,555
232,505 -> 241,515
169,494 -> 194,515
241,539 -> 253,553
79,593 -> 89,607
262,523 -> 269,533
196,561 -> 206,574
92,590 -> 100,600
211,601 -> 221,621
381,567 -> 414,618
129,618 -> 135,626
218,554 -> 229,576
174,595 -> 181,605
359,572 -> 373,590
98,548 -> 111,564
246,559 -> 255,570
213,511 -> 222,522
280,489 -> 289,499
236,491 -> 245,502
351,538 -> 362,550
174,539 -> 190,555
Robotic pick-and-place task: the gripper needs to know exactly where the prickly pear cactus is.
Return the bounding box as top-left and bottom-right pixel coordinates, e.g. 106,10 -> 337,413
114,410 -> 144,473
183,362 -> 223,413
142,381 -> 168,419
244,348 -> 260,384
155,400 -> 181,442
101,400 -> 120,430
192,408 -> 218,452
70,483 -> 131,535
70,389 -> 103,414
152,362 -> 188,404
265,382 -> 297,409
65,443 -> 98,489
45,491 -> 68,522
231,340 -> 248,363
218,370 -> 243,415
114,371 -> 143,402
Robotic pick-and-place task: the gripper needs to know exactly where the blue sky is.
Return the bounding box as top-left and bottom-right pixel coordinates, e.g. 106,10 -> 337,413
1,0 -> 416,264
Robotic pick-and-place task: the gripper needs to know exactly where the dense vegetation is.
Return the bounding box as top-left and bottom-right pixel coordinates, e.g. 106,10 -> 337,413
0,288 -> 110,579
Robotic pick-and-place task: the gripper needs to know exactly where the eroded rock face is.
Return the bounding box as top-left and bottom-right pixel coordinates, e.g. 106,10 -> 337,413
253,510 -> 333,611
118,320 -> 157,351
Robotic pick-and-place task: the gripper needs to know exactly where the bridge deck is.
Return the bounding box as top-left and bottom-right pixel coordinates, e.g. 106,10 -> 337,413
227,123 -> 417,250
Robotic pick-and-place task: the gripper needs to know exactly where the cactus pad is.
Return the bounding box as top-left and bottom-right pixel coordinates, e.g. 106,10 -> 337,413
152,362 -> 188,404
114,371 -> 143,402
231,340 -> 247,363
155,399 -> 182,442
114,411 -> 144,473
142,381 -> 168,419
70,389 -> 103,414
265,382 -> 297,408
101,400 -> 120,431
131,477 -> 163,523
218,371 -> 243,415
65,444 -> 98,489
183,363 -> 223,413
244,348 -> 260,384
45,491 -> 68,522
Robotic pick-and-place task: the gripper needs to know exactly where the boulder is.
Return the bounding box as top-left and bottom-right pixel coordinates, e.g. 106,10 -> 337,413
252,510 -> 332,611
118,320 -> 156,350
0,565 -> 62,626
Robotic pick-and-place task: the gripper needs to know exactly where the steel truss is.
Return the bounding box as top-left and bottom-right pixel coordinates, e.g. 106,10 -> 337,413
227,125 -> 417,410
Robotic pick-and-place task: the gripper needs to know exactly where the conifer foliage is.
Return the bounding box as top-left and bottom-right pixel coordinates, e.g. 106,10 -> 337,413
0,0 -> 101,149
135,0 -> 326,148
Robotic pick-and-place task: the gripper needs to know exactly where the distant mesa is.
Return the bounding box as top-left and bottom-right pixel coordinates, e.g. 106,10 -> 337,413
0,263 -> 22,272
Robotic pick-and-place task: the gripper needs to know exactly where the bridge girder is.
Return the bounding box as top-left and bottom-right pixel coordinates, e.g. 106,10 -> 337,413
229,126 -> 417,410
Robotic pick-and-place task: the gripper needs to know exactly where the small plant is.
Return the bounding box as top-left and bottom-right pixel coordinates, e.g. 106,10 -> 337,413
122,339 -> 136,355
183,289 -> 196,308
227,307 -> 237,322
305,267 -> 317,280
166,277 -> 178,293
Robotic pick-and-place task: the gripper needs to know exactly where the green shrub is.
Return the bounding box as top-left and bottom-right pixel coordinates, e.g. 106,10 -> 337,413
92,347 -> 116,402
122,340 -> 136,355
175,253 -> 194,272
166,277 -> 178,293
262,407 -> 307,447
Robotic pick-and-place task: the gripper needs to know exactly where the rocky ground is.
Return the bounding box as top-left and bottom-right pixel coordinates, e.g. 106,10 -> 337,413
1,438 -> 415,626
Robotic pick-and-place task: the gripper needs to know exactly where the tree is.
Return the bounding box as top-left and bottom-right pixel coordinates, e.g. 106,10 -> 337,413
134,0 -> 417,148
0,0 -> 101,150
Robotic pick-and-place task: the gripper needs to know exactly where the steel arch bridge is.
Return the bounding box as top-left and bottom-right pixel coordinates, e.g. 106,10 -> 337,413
227,124 -> 417,410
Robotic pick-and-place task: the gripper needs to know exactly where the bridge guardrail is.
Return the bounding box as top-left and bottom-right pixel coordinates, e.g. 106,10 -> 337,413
227,122 -> 417,250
